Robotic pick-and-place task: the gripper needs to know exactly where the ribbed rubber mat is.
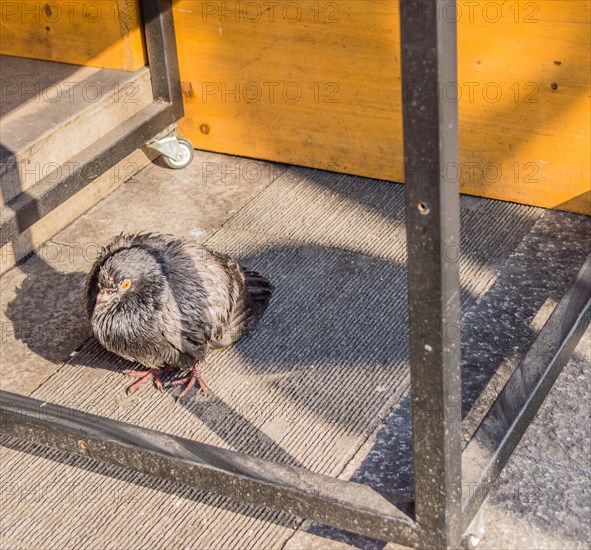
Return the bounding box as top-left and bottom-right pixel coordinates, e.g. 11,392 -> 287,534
3,167 -> 579,550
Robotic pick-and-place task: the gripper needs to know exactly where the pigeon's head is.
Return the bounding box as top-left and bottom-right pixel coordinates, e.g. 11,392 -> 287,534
93,247 -> 166,313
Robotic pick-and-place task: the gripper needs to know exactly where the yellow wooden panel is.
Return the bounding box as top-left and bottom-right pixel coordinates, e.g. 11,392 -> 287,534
457,1 -> 590,214
175,1 -> 404,180
175,1 -> 590,214
0,0 -> 146,70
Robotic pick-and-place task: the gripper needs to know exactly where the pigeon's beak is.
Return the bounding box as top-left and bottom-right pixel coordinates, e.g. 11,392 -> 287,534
95,289 -> 112,307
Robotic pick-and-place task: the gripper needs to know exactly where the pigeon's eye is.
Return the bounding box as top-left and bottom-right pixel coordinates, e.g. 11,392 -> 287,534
120,279 -> 132,290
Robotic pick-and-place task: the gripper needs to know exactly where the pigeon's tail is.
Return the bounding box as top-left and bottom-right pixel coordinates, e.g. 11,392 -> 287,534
244,270 -> 274,325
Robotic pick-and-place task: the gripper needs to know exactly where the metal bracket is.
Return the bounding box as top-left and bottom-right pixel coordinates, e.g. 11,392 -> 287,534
146,133 -> 195,169
146,133 -> 179,159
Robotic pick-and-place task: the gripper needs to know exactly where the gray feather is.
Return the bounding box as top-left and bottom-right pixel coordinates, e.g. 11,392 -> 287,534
84,232 -> 273,372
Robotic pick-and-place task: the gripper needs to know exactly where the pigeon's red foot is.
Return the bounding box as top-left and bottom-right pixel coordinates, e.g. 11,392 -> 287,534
126,368 -> 164,395
171,362 -> 211,397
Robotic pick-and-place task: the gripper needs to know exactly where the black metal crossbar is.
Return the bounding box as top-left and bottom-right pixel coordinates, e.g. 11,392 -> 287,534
1,1 -> 589,548
462,256 -> 591,531
0,390 -> 419,547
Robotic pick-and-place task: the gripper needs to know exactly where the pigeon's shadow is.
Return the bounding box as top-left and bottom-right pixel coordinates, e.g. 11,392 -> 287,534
4,256 -> 91,365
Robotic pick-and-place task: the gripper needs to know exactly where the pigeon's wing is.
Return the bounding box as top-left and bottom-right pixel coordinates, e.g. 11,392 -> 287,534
209,256 -> 252,348
156,239 -> 232,363
202,248 -> 274,349
158,241 -> 251,353
158,285 -> 208,365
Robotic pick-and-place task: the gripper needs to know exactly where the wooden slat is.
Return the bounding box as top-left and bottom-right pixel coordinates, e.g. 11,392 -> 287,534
0,0 -> 146,71
175,1 -> 404,180
174,0 -> 590,214
457,0 -> 590,213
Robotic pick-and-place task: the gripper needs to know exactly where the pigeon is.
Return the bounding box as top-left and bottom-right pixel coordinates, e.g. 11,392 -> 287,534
84,232 -> 273,398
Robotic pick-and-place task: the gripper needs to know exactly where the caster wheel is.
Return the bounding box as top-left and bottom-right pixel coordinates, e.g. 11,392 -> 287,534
163,138 -> 194,169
